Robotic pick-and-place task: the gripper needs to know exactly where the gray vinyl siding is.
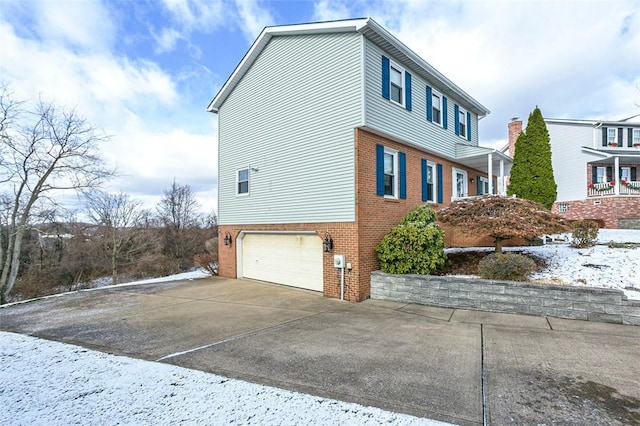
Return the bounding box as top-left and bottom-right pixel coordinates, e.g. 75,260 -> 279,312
218,33 -> 361,225
547,122 -> 594,202
363,39 -> 479,158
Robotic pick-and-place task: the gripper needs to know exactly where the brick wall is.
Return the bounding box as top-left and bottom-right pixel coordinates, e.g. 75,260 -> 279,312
371,272 -> 640,325
354,128 -> 493,300
552,197 -> 640,229
217,223 -> 359,300
219,129 -> 513,302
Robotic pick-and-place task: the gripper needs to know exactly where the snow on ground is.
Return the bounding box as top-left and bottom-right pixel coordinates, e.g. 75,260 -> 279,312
446,229 -> 640,300
0,332 -> 450,426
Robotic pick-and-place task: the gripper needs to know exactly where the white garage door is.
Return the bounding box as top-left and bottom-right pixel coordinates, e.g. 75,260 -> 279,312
242,233 -> 323,292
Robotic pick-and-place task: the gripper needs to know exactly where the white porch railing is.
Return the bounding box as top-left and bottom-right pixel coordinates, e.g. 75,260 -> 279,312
588,181 -> 640,197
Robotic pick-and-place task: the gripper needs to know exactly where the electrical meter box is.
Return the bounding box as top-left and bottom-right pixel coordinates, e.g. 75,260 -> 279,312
333,254 -> 345,268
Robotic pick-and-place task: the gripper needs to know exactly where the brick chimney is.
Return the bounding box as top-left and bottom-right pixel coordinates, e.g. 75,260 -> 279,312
508,118 -> 522,158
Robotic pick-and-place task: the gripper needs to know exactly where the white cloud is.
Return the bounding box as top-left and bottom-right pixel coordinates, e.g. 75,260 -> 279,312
0,6 -> 213,212
234,0 -> 275,42
32,0 -> 116,52
313,0 -> 355,22
161,0 -> 227,29
311,0 -> 640,143
154,27 -> 184,53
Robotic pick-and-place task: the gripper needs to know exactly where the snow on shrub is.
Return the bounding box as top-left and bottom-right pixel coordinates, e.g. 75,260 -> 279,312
571,220 -> 599,248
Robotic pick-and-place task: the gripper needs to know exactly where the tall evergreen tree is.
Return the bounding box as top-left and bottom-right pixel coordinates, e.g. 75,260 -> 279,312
507,107 -> 557,209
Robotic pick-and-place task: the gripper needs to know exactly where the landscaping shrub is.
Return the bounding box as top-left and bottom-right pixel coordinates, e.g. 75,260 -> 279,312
477,253 -> 536,281
571,220 -> 599,248
375,205 -> 446,275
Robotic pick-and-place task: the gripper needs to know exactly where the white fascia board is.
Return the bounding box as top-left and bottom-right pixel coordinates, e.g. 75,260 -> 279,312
207,17 -> 489,118
362,19 -> 490,117
546,117 -> 640,127
207,18 -> 370,113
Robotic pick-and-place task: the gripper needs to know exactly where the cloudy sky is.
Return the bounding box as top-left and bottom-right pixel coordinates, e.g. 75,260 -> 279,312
1,0 -> 639,213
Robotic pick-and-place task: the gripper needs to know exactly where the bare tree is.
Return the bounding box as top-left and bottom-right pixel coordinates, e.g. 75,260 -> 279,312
438,195 -> 570,253
86,191 -> 149,285
0,85 -> 113,303
156,180 -> 204,269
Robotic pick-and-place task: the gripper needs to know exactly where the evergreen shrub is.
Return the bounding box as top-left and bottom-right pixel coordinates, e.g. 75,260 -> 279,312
477,253 -> 536,281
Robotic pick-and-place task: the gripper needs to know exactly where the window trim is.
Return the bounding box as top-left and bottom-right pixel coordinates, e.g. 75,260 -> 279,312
383,147 -> 399,199
431,89 -> 443,126
479,176 -> 490,195
388,61 -> 405,107
424,161 -> 437,203
633,129 -> 640,145
607,128 -> 617,146
458,107 -> 468,140
236,166 -> 250,196
452,168 -> 468,199
595,166 -> 606,183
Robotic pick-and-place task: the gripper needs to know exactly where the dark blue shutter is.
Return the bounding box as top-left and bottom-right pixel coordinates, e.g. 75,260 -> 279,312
631,167 -> 637,181
437,163 -> 443,204
454,104 -> 460,136
421,159 -> 427,201
602,127 -> 608,146
618,128 -> 623,146
591,167 -> 598,184
628,128 -> 633,147
399,152 -> 407,199
606,166 -> 613,182
405,72 -> 412,111
426,86 -> 433,122
381,56 -> 390,100
376,144 -> 385,196
467,111 -> 472,141
442,96 -> 448,129
477,176 -> 482,195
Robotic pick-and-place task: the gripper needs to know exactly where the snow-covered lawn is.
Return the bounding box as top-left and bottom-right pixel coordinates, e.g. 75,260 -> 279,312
446,229 -> 640,300
0,332 -> 450,426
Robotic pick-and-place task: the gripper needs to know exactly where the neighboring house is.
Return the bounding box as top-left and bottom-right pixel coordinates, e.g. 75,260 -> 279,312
208,18 -> 512,301
507,116 -> 640,228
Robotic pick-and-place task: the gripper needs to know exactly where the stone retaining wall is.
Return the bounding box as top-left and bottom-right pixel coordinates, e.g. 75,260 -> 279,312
370,271 -> 640,325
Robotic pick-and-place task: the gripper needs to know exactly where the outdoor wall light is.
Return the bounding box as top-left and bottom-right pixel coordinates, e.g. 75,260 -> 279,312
469,178 -> 475,183
322,232 -> 333,252
223,232 -> 233,246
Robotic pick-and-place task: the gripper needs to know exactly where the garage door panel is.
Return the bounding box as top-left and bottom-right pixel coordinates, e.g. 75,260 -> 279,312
242,234 -> 323,292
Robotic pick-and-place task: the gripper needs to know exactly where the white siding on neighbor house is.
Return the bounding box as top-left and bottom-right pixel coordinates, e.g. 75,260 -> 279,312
547,122 -> 595,202
218,33 -> 362,225
363,39 -> 479,159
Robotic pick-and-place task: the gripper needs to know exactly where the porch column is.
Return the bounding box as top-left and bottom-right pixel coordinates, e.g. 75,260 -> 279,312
499,159 -> 505,195
614,156 -> 620,195
487,153 -> 493,194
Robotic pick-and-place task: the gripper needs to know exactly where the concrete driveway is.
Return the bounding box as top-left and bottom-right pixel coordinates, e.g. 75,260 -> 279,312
1,277 -> 639,426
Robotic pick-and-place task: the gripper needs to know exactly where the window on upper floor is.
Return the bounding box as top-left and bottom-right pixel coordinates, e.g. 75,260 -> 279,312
454,104 -> 471,141
607,128 -> 617,146
389,63 -> 404,105
458,109 -> 467,139
426,86 -> 447,128
237,167 -> 249,195
432,92 -> 442,125
381,56 -> 412,111
633,129 -> 640,146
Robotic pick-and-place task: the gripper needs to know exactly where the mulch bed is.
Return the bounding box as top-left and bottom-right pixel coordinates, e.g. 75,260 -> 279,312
435,250 -> 547,276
